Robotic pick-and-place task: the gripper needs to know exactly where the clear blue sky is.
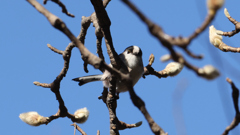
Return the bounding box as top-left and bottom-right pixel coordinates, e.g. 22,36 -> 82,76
1,0 -> 240,135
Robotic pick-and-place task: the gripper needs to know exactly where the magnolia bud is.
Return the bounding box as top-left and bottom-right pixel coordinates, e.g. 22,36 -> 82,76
198,65 -> 220,80
207,0 -> 224,13
164,62 -> 183,76
160,54 -> 171,62
209,25 -> 223,47
74,107 -> 89,124
224,8 -> 230,18
19,112 -> 46,126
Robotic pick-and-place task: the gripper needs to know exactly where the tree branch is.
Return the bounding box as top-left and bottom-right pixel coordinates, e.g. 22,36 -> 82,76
90,0 -> 124,70
26,0 -> 130,126
219,8 -> 240,37
128,86 -> 167,135
222,78 -> 240,135
71,123 -> 87,135
43,0 -> 74,17
107,77 -> 119,135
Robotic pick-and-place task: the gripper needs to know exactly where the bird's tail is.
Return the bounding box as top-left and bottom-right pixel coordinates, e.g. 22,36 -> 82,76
72,74 -> 103,86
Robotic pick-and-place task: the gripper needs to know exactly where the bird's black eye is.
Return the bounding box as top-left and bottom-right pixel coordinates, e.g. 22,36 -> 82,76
127,49 -> 132,54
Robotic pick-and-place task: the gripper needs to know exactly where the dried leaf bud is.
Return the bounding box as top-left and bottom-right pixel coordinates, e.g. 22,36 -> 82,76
160,54 -> 171,62
198,65 -> 220,80
224,8 -> 230,18
135,121 -> 143,127
148,54 -> 155,65
209,25 -> 223,47
207,0 -> 224,14
164,62 -> 183,76
19,112 -> 46,126
74,107 -> 89,124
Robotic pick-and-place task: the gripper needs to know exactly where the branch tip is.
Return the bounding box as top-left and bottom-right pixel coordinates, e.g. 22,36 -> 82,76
33,81 -> 51,88
135,121 -> 142,127
226,77 -> 232,84
148,54 -> 155,66
224,8 -> 230,18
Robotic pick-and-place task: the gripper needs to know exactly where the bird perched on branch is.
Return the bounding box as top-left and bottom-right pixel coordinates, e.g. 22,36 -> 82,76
72,46 -> 144,93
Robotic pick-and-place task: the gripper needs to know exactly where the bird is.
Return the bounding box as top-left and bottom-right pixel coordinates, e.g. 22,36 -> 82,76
72,45 -> 144,93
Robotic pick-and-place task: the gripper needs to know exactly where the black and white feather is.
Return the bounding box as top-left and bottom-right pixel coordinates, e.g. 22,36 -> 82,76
72,46 -> 144,93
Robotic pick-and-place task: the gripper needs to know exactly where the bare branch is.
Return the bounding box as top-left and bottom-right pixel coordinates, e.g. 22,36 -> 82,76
143,65 -> 168,79
222,78 -> 240,135
96,35 -> 105,60
79,0 -> 111,72
219,8 -> 240,37
188,12 -> 215,42
212,39 -> 240,53
98,79 -> 142,132
121,0 -> 175,49
226,78 -> 240,114
90,0 -> 122,70
107,77 -> 119,135
222,115 -> 240,135
128,86 -> 167,135
47,44 -> 63,54
117,120 -> 142,130
122,0 -> 209,78
33,81 -> 51,88
27,0 -> 133,127
209,10 -> 240,53
27,0 -> 104,69
43,0 -> 74,17
183,48 -> 203,59
121,0 -> 217,50
78,16 -> 92,73
71,123 -> 87,135
26,0 -> 101,125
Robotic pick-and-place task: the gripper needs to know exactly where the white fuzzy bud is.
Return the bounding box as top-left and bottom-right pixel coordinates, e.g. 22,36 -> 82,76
19,112 -> 46,126
74,107 -> 89,124
160,54 -> 171,62
164,62 -> 183,76
198,65 -> 220,80
209,25 -> 223,47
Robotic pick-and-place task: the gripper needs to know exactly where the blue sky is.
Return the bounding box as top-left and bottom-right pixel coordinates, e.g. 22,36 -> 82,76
1,0 -> 240,135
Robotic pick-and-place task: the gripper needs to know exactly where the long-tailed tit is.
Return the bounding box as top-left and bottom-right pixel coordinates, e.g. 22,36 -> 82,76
72,46 -> 144,93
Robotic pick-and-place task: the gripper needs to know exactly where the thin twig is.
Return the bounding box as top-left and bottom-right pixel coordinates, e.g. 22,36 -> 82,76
27,0 -> 132,125
222,78 -> 240,135
43,0 -> 74,17
71,123 -> 87,135
91,0 -> 124,70
219,8 -> 240,37
97,130 -> 100,135
215,42 -> 240,53
128,86 -> 167,135
79,0 -> 111,72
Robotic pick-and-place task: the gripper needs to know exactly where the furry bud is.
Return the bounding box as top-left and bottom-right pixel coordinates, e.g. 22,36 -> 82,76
198,65 -> 220,80
164,62 -> 183,76
19,112 -> 46,126
160,54 -> 171,62
209,25 -> 223,47
74,107 -> 89,124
